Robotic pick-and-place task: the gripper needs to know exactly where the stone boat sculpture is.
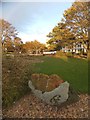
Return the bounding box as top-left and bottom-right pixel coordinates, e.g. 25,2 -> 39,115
28,74 -> 79,106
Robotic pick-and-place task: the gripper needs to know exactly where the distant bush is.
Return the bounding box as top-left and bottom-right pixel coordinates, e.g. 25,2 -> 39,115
2,54 -> 33,108
55,51 -> 68,61
56,51 -> 66,57
55,51 -> 73,59
66,52 -> 73,57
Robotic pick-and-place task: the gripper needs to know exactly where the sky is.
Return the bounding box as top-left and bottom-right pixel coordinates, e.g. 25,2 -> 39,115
1,2 -> 73,43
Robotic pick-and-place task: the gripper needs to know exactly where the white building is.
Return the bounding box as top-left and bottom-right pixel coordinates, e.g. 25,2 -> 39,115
62,42 -> 87,54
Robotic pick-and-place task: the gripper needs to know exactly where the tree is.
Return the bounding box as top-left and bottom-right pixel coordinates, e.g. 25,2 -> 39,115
47,1 -> 89,53
2,36 -> 14,52
47,22 -> 75,51
14,37 -> 23,52
0,19 -> 18,52
23,40 -> 46,54
63,2 -> 89,50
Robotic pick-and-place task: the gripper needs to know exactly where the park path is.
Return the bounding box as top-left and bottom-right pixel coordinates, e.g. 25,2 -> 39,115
3,93 -> 88,119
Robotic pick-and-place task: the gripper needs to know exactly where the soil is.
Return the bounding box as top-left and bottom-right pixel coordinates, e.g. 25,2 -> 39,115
3,93 -> 89,119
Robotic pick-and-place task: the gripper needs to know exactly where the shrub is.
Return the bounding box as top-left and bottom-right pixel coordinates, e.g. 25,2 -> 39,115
56,51 -> 66,57
2,54 -> 33,108
31,73 -> 64,92
31,73 -> 48,91
55,51 -> 68,61
66,52 -> 73,57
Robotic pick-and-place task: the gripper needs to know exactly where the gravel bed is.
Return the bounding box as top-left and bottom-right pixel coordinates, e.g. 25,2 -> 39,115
3,93 -> 89,119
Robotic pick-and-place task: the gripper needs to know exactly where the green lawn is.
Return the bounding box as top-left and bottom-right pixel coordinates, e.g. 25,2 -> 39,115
33,56 -> 88,93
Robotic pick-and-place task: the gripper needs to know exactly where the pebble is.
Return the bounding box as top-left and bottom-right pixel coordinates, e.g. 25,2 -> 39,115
3,93 -> 89,118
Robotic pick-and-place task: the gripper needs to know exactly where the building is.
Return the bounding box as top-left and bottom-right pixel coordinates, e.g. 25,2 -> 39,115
62,42 -> 87,54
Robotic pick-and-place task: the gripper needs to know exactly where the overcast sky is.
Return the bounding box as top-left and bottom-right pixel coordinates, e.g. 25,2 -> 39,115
1,2 -> 73,43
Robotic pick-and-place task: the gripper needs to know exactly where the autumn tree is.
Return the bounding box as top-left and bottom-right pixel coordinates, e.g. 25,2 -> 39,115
0,19 -> 23,52
23,40 -> 46,54
47,1 -> 89,53
47,22 -> 75,51
63,2 -> 89,50
14,37 -> 23,52
2,36 -> 14,52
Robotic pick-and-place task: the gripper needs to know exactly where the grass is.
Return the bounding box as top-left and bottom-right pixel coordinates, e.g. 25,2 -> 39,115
2,53 -> 88,108
33,56 -> 88,93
